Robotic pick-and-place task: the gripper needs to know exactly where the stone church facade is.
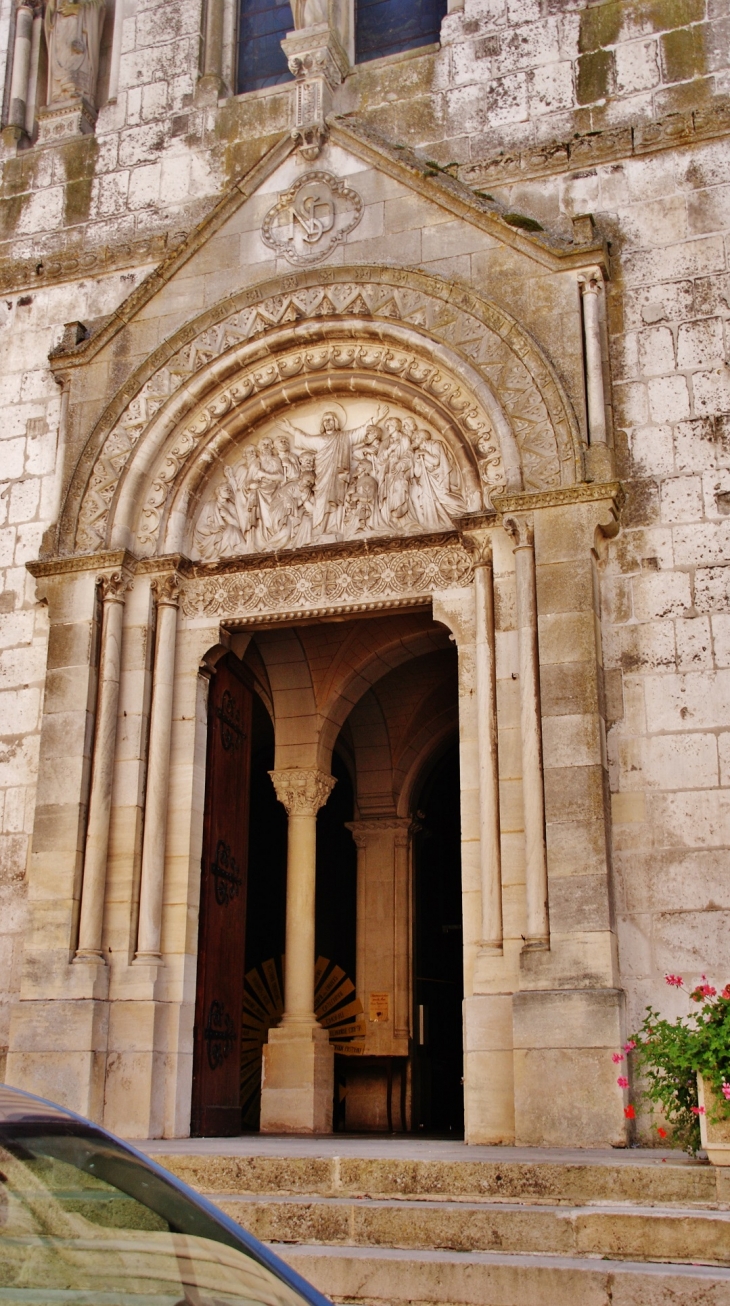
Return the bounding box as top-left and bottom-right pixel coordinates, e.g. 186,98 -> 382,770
0,0 -> 727,1146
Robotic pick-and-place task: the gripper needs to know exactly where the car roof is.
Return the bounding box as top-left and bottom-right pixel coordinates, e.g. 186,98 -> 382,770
0,1083 -> 79,1124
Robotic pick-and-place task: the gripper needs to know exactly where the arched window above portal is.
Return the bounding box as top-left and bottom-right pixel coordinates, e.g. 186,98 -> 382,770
238,0 -> 294,93
355,0 -> 447,64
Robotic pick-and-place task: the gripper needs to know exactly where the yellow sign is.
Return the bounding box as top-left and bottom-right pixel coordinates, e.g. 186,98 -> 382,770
369,992 -> 390,1023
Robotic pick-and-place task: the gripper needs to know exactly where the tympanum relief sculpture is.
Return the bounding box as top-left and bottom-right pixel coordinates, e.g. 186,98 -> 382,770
194,400 -> 468,561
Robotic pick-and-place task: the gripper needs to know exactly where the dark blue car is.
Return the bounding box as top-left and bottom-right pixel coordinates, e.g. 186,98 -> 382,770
0,1084 -> 331,1306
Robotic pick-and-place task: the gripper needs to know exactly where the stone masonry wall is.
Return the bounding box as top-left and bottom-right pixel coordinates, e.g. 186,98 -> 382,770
0,0 -> 728,1131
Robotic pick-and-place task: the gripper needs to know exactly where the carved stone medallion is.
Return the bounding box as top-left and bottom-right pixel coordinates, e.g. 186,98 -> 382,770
261,172 -> 363,265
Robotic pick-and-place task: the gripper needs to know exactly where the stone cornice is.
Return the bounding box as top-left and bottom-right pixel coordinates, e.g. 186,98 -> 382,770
26,549 -> 134,579
492,482 -> 624,514
460,98 -> 730,192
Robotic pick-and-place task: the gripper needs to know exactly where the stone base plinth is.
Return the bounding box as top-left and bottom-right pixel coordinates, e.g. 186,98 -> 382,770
5,997 -> 109,1121
260,1022 -> 334,1134
36,97 -> 96,145
513,988 -> 627,1147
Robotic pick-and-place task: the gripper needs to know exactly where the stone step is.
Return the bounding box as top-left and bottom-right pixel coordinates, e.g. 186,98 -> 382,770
276,1244 -> 730,1306
154,1150 -> 726,1208
210,1192 -> 730,1267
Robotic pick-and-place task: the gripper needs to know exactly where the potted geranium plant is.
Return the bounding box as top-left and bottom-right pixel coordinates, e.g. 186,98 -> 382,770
625,975 -> 730,1161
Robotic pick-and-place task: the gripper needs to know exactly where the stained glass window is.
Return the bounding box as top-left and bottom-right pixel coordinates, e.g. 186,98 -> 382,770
238,0 -> 294,93
355,0 -> 447,64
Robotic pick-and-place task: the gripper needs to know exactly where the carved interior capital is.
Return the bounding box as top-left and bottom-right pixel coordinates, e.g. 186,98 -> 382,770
269,768 -> 336,815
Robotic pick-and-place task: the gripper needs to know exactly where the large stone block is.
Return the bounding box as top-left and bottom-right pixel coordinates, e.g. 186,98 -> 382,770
260,1023 -> 334,1135
513,988 -> 626,1146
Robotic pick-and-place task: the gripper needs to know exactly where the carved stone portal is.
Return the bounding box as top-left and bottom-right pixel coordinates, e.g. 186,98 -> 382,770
193,398 -> 469,561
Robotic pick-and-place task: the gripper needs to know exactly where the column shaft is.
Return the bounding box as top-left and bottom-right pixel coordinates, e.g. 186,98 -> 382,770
283,812 -> 318,1021
108,0 -> 125,100
135,579 -> 179,961
75,573 -> 127,962
474,550 -> 503,953
203,0 -> 224,79
24,11 -> 42,135
9,5 -> 33,129
506,516 -> 549,949
581,276 -> 607,446
269,768 -> 336,1022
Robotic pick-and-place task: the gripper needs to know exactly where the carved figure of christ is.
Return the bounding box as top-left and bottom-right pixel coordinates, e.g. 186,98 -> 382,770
278,407 -> 388,537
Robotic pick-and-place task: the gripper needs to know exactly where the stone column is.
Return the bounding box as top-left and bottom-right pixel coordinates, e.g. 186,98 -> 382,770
580,269 -> 614,481
74,571 -> 129,964
464,530 -> 503,955
260,767 -> 336,1133
4,4 -> 33,141
135,574 -> 180,964
196,0 -> 225,100
503,513 -> 549,952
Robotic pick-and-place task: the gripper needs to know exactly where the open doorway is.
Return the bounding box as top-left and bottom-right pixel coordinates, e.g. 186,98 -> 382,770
412,742 -> 464,1136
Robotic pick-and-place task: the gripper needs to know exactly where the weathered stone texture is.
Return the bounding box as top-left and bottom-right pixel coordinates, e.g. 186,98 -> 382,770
0,0 -> 727,1144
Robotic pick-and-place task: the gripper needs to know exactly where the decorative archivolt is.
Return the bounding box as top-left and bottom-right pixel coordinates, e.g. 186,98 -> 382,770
63,266 -> 583,559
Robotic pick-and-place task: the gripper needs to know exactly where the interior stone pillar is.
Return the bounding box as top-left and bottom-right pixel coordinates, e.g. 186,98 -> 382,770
348,817 -> 412,1056
75,571 -> 129,965
503,512 -> 549,953
135,574 -> 180,964
260,767 -> 336,1134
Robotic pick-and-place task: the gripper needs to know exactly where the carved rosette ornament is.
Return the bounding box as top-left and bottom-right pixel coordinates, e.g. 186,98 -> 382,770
269,768 -> 336,816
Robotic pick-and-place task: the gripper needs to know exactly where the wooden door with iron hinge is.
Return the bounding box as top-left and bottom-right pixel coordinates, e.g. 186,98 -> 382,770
191,653 -> 253,1137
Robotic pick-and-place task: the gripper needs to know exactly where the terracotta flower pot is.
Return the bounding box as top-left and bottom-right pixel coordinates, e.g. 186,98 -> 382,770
697,1074 -> 730,1165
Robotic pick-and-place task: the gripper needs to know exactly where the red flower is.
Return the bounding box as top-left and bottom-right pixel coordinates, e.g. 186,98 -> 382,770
657,1126 -> 667,1139
665,974 -> 683,987
690,1106 -> 705,1116
624,1040 -> 637,1052
624,1105 -> 636,1119
722,986 -> 730,1000
692,983 -> 717,1000
617,1076 -> 629,1088
612,1053 -> 624,1064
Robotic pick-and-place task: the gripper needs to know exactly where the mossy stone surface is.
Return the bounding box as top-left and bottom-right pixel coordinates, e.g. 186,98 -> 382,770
577,49 -> 615,103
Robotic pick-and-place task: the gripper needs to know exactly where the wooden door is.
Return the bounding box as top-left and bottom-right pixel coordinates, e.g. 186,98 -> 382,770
191,654 -> 253,1137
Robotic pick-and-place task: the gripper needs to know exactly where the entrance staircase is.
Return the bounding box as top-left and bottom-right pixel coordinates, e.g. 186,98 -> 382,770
144,1139 -> 730,1305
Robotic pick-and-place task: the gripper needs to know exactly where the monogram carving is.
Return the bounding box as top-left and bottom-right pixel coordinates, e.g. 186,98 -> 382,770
261,172 -> 363,265
73,271 -> 579,557
180,541 -> 474,621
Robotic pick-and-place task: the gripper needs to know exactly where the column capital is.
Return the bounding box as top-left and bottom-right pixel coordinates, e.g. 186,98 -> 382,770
98,569 -> 132,603
502,512 -> 534,550
578,266 -> 604,293
459,526 -> 495,568
150,572 -> 181,607
346,816 -> 415,848
269,768 -> 336,816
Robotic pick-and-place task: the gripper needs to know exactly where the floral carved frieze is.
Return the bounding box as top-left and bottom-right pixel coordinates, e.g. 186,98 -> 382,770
180,541 -> 474,621
72,269 -> 580,558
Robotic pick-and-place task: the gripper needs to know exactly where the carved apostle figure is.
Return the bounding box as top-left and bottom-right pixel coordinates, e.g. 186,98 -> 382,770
45,0 -> 106,107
